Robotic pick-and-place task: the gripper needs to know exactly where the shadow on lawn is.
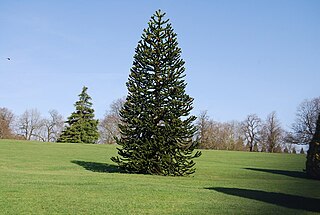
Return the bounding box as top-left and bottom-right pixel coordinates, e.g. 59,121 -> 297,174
244,168 -> 306,179
207,187 -> 320,212
71,160 -> 124,173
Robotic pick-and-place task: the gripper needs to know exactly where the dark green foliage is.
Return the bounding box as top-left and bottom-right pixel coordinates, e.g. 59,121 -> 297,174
300,147 -> 305,154
57,86 -> 99,144
111,10 -> 201,176
306,113 -> 320,179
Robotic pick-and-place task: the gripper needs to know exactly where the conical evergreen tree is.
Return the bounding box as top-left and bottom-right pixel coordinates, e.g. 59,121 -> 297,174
306,113 -> 320,179
57,86 -> 99,144
111,10 -> 201,176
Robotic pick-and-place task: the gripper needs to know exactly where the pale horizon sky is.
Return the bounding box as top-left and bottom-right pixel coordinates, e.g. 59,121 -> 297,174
1,0 -> 319,129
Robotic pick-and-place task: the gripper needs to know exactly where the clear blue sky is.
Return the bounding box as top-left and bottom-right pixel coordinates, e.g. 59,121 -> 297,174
1,0 -> 319,128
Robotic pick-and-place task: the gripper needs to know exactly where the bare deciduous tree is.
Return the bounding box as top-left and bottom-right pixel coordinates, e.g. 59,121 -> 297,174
282,130 -> 296,153
109,97 -> 125,117
226,121 -> 245,151
242,114 -> 261,152
196,110 -> 211,148
37,110 -> 64,142
261,112 -> 283,153
17,109 -> 43,140
0,107 -> 15,139
290,97 -> 320,145
99,98 -> 125,144
196,111 -> 244,150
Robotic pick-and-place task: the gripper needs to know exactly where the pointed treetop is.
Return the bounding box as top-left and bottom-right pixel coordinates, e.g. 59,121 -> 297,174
57,86 -> 99,144
111,9 -> 200,176
75,86 -> 93,108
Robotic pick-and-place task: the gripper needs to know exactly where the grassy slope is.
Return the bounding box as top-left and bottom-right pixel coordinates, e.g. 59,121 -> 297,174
0,139 -> 319,214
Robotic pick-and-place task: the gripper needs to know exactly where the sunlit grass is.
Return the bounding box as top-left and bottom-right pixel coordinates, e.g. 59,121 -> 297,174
0,139 -> 319,214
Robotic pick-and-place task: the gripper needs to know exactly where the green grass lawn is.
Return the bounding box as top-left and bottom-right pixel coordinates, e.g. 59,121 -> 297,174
0,139 -> 319,214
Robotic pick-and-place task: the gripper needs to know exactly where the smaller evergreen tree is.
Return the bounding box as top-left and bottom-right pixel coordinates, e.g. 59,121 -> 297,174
300,147 -> 305,154
57,86 -> 99,144
306,113 -> 320,179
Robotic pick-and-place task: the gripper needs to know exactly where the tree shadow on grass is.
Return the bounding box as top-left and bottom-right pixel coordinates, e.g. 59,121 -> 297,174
207,187 -> 320,212
244,167 -> 306,180
71,160 -> 124,173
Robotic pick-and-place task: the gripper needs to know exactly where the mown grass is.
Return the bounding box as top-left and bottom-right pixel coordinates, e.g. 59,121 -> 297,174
0,139 -> 319,214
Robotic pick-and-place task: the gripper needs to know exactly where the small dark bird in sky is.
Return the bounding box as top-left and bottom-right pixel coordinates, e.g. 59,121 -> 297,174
6,58 -> 10,60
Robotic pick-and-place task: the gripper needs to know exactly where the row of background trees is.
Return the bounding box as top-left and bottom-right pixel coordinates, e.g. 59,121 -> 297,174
1,96 -> 319,153
200,96 -> 319,153
0,108 -> 63,142
197,111 -> 289,153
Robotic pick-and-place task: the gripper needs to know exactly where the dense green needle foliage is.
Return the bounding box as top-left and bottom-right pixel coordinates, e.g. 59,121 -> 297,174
111,10 -> 201,176
57,86 -> 99,144
306,113 -> 320,179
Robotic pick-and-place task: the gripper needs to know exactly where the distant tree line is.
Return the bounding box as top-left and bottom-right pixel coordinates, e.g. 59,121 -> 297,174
196,111 -> 286,153
1,96 -> 319,153
195,97 -> 320,153
0,107 -> 64,141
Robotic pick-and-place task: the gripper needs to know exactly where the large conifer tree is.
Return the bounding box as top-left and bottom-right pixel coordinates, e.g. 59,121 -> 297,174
111,10 -> 201,176
57,86 -> 99,144
306,113 -> 320,179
